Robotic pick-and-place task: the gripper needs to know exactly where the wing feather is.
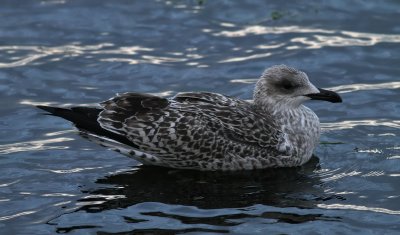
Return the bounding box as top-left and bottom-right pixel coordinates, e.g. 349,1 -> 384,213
97,92 -> 286,161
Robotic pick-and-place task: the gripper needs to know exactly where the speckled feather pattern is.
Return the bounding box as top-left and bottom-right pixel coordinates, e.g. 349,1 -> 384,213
38,65 -> 329,171
97,91 -> 320,170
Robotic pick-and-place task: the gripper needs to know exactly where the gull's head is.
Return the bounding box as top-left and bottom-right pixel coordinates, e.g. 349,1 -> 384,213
253,65 -> 342,109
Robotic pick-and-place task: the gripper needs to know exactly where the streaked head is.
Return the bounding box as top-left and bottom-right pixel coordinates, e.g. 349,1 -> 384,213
253,65 -> 342,108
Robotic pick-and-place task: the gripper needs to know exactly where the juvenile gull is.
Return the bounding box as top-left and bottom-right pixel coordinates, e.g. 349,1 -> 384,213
37,65 -> 342,171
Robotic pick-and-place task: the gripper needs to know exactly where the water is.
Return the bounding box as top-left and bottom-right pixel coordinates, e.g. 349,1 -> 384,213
1,0 -> 399,234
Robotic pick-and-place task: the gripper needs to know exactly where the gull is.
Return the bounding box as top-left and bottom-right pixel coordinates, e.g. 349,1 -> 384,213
37,65 -> 342,171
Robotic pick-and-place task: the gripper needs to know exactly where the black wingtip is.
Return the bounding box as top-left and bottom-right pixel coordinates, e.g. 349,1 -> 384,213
35,104 -> 136,148
36,105 -> 58,114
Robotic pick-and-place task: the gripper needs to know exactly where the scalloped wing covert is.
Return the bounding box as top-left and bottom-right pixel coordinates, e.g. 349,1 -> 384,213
97,92 -> 286,169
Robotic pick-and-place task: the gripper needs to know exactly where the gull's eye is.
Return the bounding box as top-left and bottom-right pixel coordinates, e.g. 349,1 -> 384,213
281,80 -> 296,90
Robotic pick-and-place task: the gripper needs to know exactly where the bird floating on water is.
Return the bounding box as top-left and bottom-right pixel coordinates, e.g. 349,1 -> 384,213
37,65 -> 342,171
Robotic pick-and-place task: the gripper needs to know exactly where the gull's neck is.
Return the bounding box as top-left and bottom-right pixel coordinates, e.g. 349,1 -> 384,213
254,98 -> 307,116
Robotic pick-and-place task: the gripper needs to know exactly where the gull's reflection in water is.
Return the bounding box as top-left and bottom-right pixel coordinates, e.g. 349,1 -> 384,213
77,156 -> 343,212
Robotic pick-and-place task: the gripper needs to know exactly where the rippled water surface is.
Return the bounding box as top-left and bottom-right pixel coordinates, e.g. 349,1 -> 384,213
1,0 -> 400,234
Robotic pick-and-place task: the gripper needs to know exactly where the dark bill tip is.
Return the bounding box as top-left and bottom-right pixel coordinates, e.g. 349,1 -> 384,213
305,88 -> 342,103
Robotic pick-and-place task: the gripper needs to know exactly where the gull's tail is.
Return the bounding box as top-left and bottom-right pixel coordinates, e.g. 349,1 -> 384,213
36,105 -> 102,130
36,105 -> 135,147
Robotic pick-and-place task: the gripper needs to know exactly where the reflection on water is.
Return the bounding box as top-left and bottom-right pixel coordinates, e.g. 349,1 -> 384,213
2,33 -> 398,70
0,43 -> 210,69
322,120 -> 400,130
212,25 -> 400,47
44,153 -> 400,233
77,157 -> 327,211
46,157 -> 350,233
0,137 -> 73,155
317,204 -> 400,215
2,25 -> 399,69
329,82 -> 400,93
0,210 -> 36,222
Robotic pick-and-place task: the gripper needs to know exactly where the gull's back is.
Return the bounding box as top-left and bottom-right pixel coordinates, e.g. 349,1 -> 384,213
94,92 -> 287,170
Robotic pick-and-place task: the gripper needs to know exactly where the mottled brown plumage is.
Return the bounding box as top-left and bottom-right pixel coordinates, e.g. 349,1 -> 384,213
37,65 -> 342,171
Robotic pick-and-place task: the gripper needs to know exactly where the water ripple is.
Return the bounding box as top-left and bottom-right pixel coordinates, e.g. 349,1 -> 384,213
212,25 -> 400,48
322,120 -> 400,130
0,210 -> 36,221
329,82 -> 400,93
0,137 -> 73,155
219,52 -> 272,63
40,166 -> 105,174
0,43 -> 204,68
213,26 -> 335,37
0,44 -> 156,68
317,203 -> 400,215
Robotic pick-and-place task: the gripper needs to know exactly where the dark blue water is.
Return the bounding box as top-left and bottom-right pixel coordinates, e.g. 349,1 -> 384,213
1,0 -> 400,234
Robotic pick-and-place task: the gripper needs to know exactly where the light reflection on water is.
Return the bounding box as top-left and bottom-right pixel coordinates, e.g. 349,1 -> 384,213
212,25 -> 400,46
317,204 -> 400,215
0,137 -> 73,155
2,26 -> 399,69
321,120 -> 400,130
0,0 -> 400,234
330,81 -> 400,93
